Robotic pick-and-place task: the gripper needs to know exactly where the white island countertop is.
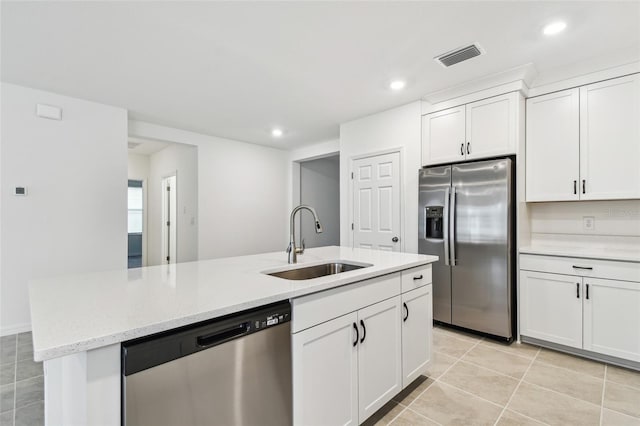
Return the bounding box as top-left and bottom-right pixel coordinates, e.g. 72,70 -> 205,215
29,246 -> 437,361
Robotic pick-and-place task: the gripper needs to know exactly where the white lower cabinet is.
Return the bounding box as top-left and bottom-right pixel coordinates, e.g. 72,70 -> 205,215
519,271 -> 582,349
357,297 -> 402,421
291,268 -> 433,425
583,277 -> 640,362
520,254 -> 640,364
401,285 -> 432,387
292,312 -> 359,426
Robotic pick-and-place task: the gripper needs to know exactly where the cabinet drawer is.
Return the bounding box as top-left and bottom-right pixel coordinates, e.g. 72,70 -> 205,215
520,254 -> 640,282
292,273 -> 401,333
401,265 -> 432,293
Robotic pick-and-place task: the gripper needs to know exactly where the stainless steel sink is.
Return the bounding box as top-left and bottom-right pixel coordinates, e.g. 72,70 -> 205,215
266,262 -> 371,280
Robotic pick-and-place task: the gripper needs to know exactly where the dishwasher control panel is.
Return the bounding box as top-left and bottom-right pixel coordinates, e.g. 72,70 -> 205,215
122,300 -> 291,377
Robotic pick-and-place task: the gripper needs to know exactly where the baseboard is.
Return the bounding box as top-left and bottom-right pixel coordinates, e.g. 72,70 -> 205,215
521,335 -> 640,371
1,322 -> 31,337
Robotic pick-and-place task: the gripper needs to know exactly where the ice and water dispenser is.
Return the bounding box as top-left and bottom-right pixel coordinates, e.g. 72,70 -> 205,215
424,206 -> 444,239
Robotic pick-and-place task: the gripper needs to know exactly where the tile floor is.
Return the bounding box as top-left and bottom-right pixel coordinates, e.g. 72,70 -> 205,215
367,325 -> 640,426
0,332 -> 43,426
1,327 -> 639,426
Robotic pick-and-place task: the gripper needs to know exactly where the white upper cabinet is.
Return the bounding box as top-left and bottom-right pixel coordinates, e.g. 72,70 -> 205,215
421,106 -> 466,166
580,75 -> 640,200
465,92 -> 517,160
526,88 -> 580,201
526,73 -> 640,202
422,93 -> 518,166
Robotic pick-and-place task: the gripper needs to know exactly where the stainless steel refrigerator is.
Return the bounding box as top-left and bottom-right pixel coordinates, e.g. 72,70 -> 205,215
418,157 -> 515,340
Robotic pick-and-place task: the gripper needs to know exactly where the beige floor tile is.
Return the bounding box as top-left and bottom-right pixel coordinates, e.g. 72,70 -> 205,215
604,382 -> 640,418
433,332 -> 477,358
424,351 -> 458,380
507,382 -> 601,425
524,361 -> 603,404
536,349 -> 604,378
607,365 -> 640,390
462,345 -> 531,379
364,400 -> 405,426
439,360 -> 519,405
433,325 -> 483,343
480,340 -> 540,360
497,410 -> 546,426
409,382 -> 502,425
601,409 -> 640,426
392,376 -> 434,406
389,408 -> 439,426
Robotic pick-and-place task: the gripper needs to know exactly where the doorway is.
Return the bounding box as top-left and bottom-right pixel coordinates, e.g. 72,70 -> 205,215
299,155 -> 340,248
351,151 -> 402,251
127,180 -> 145,268
161,175 -> 177,264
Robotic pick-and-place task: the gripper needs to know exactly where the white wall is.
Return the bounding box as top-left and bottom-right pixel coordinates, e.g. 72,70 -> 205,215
1,83 -> 127,335
299,156 -> 340,248
339,101 -> 422,253
147,143 -> 198,265
129,121 -> 289,260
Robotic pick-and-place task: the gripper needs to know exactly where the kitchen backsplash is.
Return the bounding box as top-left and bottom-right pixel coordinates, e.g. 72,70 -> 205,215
529,199 -> 640,239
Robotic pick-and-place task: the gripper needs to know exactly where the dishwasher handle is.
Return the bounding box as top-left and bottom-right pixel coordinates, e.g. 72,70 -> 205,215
197,322 -> 250,347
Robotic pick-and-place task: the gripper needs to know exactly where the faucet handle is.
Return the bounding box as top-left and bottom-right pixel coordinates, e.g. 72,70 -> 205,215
295,238 -> 306,254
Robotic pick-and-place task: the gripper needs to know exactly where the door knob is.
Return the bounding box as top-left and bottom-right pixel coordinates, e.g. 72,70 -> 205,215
392,236 -> 399,243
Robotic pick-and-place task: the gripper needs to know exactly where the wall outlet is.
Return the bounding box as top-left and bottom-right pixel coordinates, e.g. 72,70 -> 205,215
583,216 -> 595,231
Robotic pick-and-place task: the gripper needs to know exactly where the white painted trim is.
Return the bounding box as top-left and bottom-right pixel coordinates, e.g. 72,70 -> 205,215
527,62 -> 640,98
421,81 -> 528,115
348,147 -> 405,252
0,322 -> 31,336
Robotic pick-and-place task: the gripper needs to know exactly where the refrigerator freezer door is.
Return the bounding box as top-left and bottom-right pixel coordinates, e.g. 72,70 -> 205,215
418,166 -> 452,324
451,159 -> 512,338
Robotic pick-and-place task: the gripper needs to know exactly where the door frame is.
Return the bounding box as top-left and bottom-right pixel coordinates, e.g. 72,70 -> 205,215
348,147 -> 404,252
161,171 -> 178,264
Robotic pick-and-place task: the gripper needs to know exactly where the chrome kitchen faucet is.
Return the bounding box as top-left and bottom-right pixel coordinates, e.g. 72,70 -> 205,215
287,205 -> 323,264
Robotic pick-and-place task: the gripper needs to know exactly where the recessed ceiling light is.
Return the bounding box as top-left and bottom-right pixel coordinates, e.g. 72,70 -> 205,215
271,128 -> 283,137
543,21 -> 567,36
390,80 -> 406,90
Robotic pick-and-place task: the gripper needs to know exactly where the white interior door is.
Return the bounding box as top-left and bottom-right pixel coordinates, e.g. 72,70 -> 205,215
352,152 -> 401,251
161,175 -> 177,264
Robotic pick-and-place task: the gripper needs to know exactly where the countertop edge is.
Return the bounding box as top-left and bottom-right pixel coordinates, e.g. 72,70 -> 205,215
519,246 -> 640,263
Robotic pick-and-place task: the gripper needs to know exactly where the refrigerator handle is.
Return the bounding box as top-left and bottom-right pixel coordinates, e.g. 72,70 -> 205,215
443,187 -> 450,266
449,186 -> 456,266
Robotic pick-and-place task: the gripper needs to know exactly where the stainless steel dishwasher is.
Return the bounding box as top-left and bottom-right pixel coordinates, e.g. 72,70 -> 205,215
122,301 -> 292,426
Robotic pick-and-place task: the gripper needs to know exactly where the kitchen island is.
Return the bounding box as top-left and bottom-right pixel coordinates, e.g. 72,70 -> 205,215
29,246 -> 437,425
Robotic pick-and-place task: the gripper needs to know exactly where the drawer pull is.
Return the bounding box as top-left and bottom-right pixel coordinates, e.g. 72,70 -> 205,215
572,265 -> 593,270
413,275 -> 423,281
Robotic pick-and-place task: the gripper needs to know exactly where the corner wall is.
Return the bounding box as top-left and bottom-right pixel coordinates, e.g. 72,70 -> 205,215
339,101 -> 422,253
1,83 -> 128,335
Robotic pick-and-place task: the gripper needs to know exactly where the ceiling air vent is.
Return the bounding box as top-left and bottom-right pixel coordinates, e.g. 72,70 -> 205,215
435,43 -> 484,68
128,142 -> 141,150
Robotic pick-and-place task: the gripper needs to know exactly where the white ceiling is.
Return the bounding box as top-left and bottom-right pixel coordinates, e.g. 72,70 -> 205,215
2,2 -> 639,149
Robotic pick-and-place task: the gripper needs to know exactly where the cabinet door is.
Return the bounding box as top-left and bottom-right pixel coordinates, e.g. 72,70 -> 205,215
526,88 -> 580,201
357,297 -> 402,422
580,74 -> 640,200
292,312 -> 359,426
583,277 -> 640,362
401,286 -> 432,388
519,271 -> 583,349
465,92 -> 517,160
422,106 -> 466,166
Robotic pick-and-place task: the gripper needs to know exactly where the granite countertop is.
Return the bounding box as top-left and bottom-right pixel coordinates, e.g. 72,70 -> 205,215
29,246 -> 437,361
519,245 -> 640,263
